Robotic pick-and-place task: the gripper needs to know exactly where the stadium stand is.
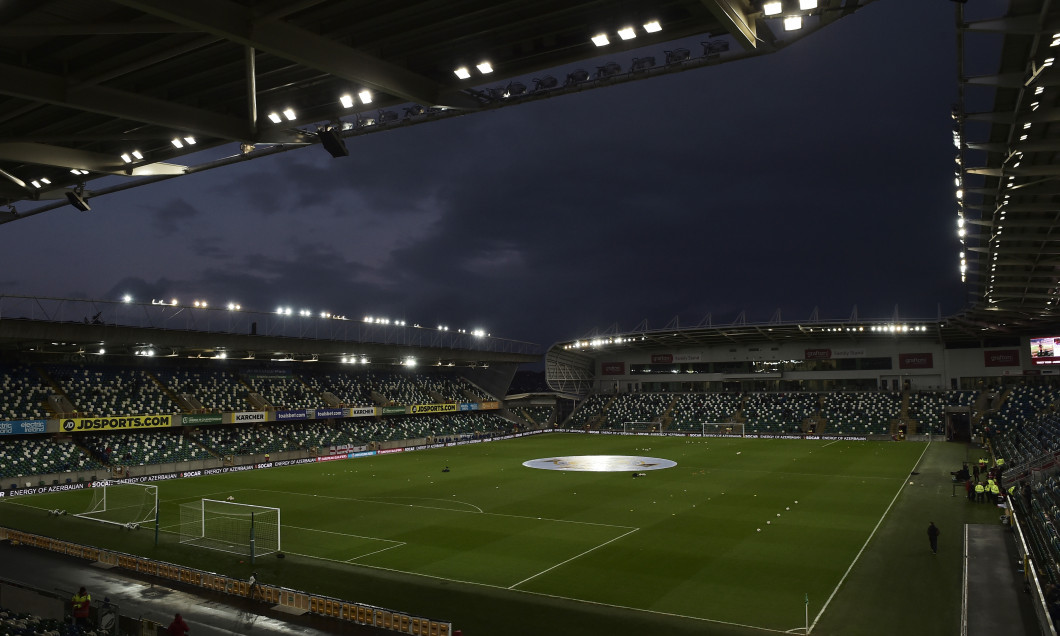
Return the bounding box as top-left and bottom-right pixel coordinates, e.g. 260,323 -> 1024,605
521,405 -> 554,426
0,364 -> 52,420
820,392 -> 900,435
253,375 -> 321,410
80,430 -> 213,467
368,373 -> 435,405
668,393 -> 741,432
743,392 -> 819,433
47,365 -> 177,417
149,367 -> 249,412
301,371 -> 374,407
0,437 -> 102,482
907,391 -> 947,435
599,393 -> 671,431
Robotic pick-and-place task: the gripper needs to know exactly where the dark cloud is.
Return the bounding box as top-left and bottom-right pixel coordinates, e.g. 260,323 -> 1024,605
150,198 -> 201,236
7,0 -> 969,349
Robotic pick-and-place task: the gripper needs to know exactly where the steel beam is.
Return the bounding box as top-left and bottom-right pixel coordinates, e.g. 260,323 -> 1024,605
700,0 -> 758,50
109,0 -> 466,108
0,63 -> 254,141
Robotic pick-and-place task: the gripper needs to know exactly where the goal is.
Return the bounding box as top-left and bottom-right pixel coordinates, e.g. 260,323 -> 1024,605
74,482 -> 158,528
179,499 -> 281,560
701,422 -> 744,437
622,421 -> 657,434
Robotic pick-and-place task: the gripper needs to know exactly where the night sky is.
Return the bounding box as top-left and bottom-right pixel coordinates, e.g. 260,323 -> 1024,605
1,0 -> 997,349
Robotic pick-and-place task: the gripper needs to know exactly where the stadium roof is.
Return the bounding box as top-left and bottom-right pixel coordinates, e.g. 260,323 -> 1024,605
956,0 -> 1060,331
0,0 -> 873,222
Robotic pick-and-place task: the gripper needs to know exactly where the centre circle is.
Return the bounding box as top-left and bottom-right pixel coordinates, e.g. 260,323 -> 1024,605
522,455 -> 677,472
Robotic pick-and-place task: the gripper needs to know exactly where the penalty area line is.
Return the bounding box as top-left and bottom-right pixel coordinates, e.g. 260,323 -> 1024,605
808,441 -> 930,633
508,527 -> 639,590
344,542 -> 406,562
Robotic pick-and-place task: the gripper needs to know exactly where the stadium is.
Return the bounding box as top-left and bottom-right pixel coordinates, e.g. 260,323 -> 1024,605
0,1 -> 1058,636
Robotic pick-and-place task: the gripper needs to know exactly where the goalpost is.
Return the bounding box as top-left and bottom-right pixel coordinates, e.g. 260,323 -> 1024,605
622,421 -> 656,434
701,422 -> 744,437
73,482 -> 158,529
179,499 -> 281,562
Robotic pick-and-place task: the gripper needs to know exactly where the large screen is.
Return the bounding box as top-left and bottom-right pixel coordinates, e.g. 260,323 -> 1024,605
1030,336 -> 1060,365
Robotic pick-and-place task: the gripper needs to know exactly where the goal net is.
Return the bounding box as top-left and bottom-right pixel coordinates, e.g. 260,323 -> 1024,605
179,499 -> 281,558
74,482 -> 158,528
702,422 -> 744,437
622,421 -> 657,434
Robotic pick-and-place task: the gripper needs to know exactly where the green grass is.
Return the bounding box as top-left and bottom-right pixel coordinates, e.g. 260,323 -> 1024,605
0,434 -> 976,635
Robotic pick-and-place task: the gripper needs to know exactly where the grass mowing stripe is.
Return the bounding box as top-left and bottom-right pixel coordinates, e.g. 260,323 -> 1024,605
508,527 -> 639,589
809,440 -> 930,632
246,487 -> 637,530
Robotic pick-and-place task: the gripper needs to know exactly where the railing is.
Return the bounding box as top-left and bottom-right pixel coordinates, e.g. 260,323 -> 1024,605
0,295 -> 540,356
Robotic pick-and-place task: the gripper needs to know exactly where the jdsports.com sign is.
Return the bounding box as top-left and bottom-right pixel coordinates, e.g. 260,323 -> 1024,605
62,415 -> 173,432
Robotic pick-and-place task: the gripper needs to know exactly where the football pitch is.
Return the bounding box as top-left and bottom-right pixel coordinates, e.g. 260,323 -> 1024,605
0,433 -> 928,633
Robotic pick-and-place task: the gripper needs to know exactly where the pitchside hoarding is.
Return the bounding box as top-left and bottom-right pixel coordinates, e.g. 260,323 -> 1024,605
0,420 -> 47,435
61,415 -> 173,432
231,411 -> 267,424
181,413 -> 223,426
410,403 -> 458,414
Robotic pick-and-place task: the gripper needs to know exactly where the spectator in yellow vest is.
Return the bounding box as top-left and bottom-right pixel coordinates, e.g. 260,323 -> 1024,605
71,587 -> 91,627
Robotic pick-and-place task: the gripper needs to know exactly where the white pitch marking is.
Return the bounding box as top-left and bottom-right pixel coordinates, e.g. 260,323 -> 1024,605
508,528 -> 639,589
809,441 -> 930,632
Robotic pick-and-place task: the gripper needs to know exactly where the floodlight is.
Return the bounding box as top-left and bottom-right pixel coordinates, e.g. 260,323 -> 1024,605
454,67 -> 471,79
131,150 -> 143,160
799,0 -> 817,9
631,56 -> 656,71
592,33 -> 609,46
763,1 -> 782,16
665,48 -> 691,64
171,138 -> 184,148
617,26 -> 636,40
267,112 -> 282,124
359,90 -> 373,104
784,16 -> 802,30
318,128 -> 349,158
66,191 -> 91,212
31,180 -> 41,188
184,137 -> 196,145
40,178 -> 50,184
340,94 -> 354,108
122,295 -> 132,303
282,108 -> 296,121
121,153 -> 132,163
476,62 -> 493,74
643,21 -> 662,33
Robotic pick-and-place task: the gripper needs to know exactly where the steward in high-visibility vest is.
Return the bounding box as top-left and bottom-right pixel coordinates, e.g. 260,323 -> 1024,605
990,483 -> 1001,503
975,483 -> 986,503
71,587 -> 91,626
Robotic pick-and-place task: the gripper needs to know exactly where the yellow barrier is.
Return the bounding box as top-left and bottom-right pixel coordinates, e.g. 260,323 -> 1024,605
0,527 -> 454,634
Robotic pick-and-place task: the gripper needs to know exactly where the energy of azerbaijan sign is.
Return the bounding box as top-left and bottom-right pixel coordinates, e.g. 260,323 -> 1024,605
182,413 -> 222,426
62,415 -> 173,432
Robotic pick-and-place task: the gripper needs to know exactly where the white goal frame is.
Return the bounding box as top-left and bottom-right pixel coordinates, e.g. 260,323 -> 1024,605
179,498 -> 281,561
702,422 -> 744,437
73,481 -> 158,528
622,421 -> 657,434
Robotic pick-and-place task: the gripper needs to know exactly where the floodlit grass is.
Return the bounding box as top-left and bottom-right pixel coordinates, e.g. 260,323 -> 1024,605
0,434 -> 929,633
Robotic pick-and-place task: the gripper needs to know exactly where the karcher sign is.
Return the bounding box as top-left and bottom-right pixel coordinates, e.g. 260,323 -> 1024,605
410,403 -> 458,414
232,411 -> 267,423
62,415 -> 173,432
